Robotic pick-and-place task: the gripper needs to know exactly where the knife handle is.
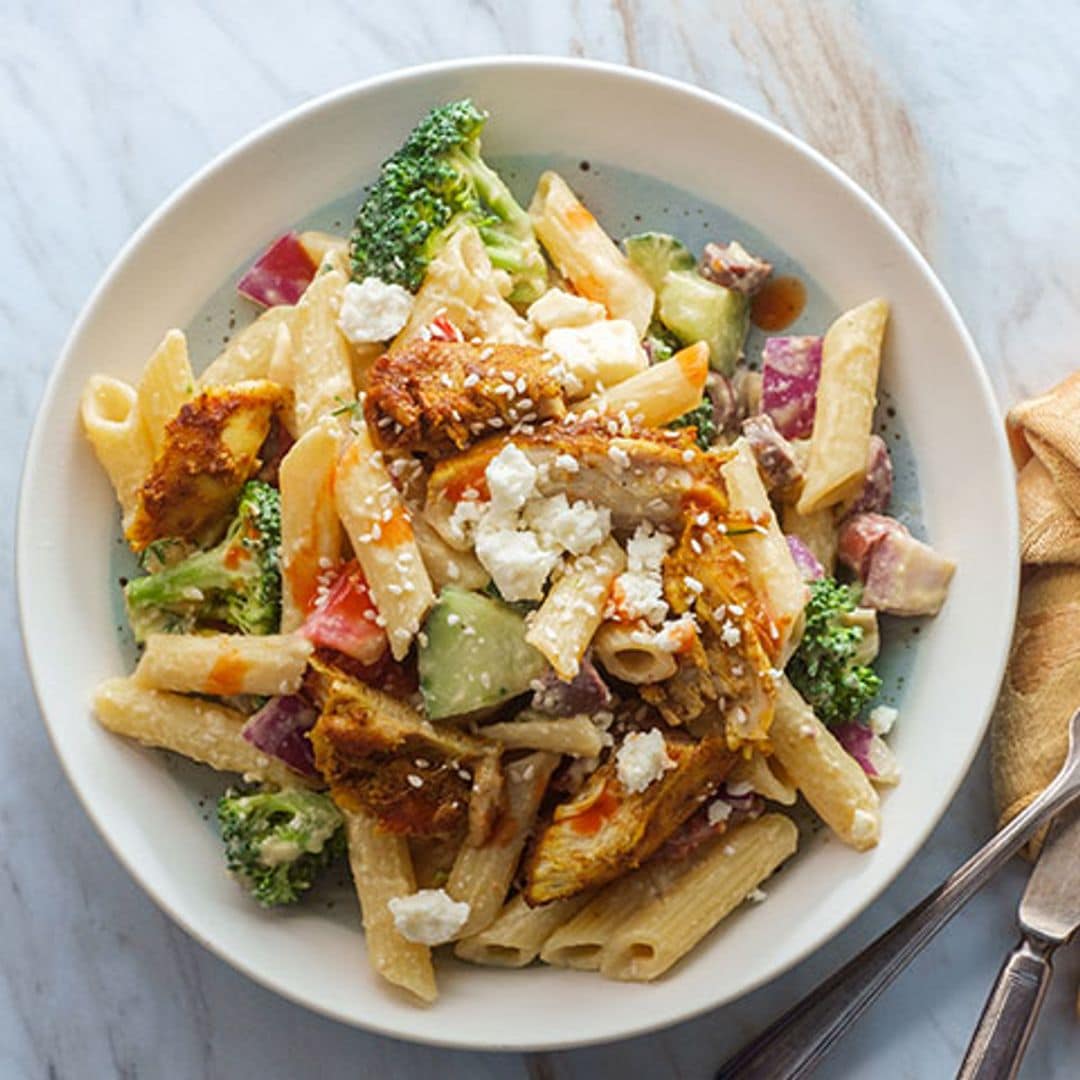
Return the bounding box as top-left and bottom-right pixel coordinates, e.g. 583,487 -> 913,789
956,936 -> 1054,1080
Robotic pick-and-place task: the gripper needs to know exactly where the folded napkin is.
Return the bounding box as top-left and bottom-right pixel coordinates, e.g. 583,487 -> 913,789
992,373 -> 1080,853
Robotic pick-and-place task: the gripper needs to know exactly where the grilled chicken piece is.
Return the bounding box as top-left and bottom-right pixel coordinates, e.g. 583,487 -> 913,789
523,732 -> 735,904
126,380 -> 285,551
741,413 -> 803,501
310,664 -> 492,837
364,340 -> 567,457
699,240 -> 773,296
641,512 -> 779,744
425,423 -> 733,548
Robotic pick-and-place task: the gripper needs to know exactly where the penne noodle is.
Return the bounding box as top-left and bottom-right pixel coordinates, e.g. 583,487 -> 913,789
600,814 -> 799,981
298,230 -> 347,269
278,421 -> 345,632
781,501 -> 838,577
771,677 -> 880,850
447,752 -> 558,938
540,864 -> 659,972
525,538 -> 625,679
198,304 -> 294,387
291,269 -> 355,435
411,515 -> 490,592
136,329 -> 195,455
455,892 -> 593,968
529,171 -> 654,335
334,425 -> 435,660
342,808 -> 437,1004
93,677 -> 313,788
80,375 -> 154,527
727,752 -> 798,806
571,341 -> 708,428
480,714 -> 606,758
392,226 -> 533,350
798,298 -> 890,514
132,633 -> 313,698
722,440 -> 809,658
591,621 -> 679,685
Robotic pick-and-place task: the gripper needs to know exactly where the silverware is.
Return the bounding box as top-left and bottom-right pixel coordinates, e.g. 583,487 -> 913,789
716,708 -> 1080,1080
957,802 -> 1080,1080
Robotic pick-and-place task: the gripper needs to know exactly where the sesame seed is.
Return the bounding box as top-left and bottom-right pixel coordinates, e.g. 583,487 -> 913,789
407,774 -> 423,789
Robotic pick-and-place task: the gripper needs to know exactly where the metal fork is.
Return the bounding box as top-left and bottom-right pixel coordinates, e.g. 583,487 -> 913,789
716,708 -> 1080,1080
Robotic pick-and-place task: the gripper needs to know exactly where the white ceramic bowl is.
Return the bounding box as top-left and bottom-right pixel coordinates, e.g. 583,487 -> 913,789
18,58 -> 1018,1050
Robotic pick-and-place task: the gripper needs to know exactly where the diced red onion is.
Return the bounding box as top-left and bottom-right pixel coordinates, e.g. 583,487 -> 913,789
786,534 -> 825,581
241,695 -> 318,777
236,232 -> 318,308
761,335 -> 822,439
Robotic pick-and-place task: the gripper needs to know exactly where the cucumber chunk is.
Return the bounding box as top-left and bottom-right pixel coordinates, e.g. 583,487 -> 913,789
658,270 -> 749,376
623,232 -> 695,292
419,588 -> 547,720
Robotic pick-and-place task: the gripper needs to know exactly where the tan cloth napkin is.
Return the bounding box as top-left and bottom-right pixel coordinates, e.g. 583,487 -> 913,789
992,373 -> 1080,851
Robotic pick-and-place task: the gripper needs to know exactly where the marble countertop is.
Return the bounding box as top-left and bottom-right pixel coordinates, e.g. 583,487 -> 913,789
4,2 -> 1079,1077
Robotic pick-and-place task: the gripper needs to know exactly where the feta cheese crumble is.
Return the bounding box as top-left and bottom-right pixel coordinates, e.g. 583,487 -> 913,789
610,522 -> 675,625
543,320 -> 647,397
868,704 -> 898,736
448,442 -> 611,602
388,889 -> 470,946
616,728 -> 676,794
526,287 -> 606,332
337,277 -> 413,343
706,799 -> 733,827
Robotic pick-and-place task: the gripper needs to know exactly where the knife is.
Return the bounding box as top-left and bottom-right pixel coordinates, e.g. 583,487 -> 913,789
957,802 -> 1080,1079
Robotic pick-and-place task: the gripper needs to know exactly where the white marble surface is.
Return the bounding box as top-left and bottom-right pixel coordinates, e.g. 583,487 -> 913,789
4,2 -> 1080,1077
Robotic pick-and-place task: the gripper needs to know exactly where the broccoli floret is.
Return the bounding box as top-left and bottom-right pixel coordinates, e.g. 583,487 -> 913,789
349,99 -> 547,303
125,480 -> 282,642
644,321 -> 682,364
217,786 -> 345,907
668,400 -> 717,450
787,578 -> 881,726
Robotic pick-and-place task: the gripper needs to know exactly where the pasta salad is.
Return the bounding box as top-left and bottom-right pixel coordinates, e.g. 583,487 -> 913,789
80,99 -> 956,1003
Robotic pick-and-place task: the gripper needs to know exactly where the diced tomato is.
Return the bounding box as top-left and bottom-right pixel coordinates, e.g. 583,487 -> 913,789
237,232 -> 318,308
301,561 -> 387,664
429,314 -> 465,342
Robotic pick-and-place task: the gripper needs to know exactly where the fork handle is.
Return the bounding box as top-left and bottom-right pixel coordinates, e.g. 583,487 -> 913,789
956,937 -> 1053,1080
714,768 -> 1080,1080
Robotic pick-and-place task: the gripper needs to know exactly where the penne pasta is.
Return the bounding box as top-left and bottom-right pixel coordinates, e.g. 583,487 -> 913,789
198,304 -> 294,387
722,440 -> 809,658
392,226 -> 533,350
600,814 -> 799,981
411,515 -> 490,592
447,752 -> 558,938
298,230 -> 347,268
342,808 -> 437,1004
136,329 -> 195,455
798,298 -> 890,514
525,538 -> 625,679
591,621 -> 679,685
132,633 -> 313,697
80,375 -> 154,527
455,892 -> 593,968
540,864 -> 659,971
93,677 -> 312,788
291,269 -> 355,435
529,171 -> 654,335
479,714 -> 606,758
771,677 -> 880,850
727,752 -> 798,806
571,341 -> 707,428
334,425 -> 435,659
781,500 -> 839,577
278,420 -> 345,632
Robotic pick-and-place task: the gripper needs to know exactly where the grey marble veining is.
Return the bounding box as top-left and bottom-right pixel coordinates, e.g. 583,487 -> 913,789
3,2 -> 1080,1077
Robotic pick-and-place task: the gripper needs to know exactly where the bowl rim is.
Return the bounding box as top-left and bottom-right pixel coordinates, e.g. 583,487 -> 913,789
17,54 -> 1019,1050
